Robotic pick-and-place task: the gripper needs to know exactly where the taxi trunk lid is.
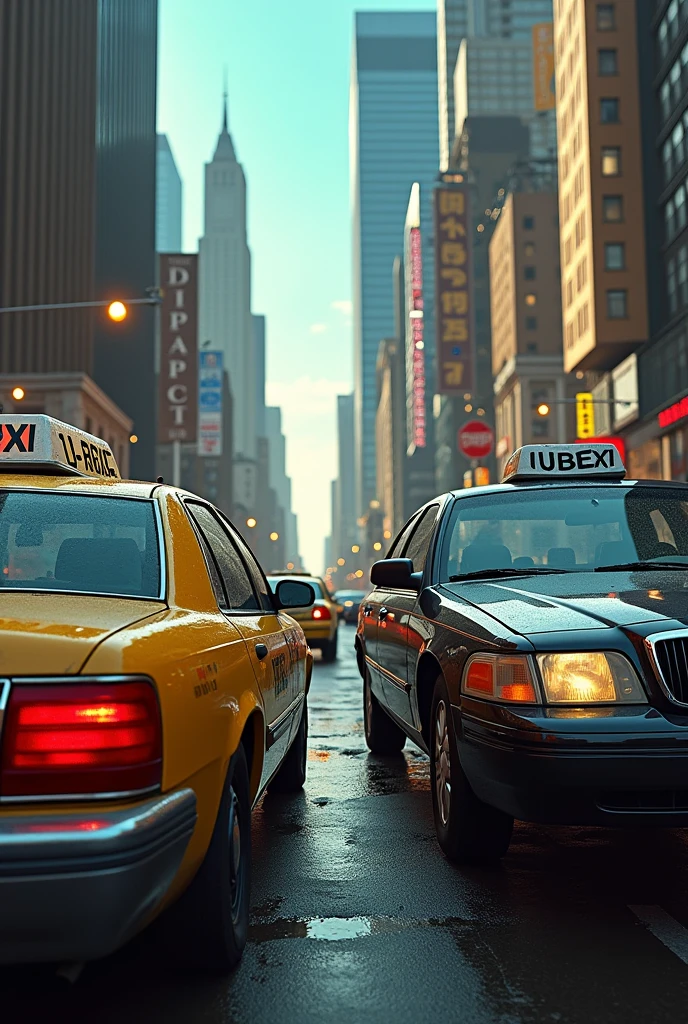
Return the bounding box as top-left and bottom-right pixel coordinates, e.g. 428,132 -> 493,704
0,594 -> 165,675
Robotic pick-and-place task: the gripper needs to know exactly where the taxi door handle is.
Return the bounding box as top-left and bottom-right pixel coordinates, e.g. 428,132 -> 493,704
363,604 -> 373,615
379,607 -> 389,620
255,643 -> 269,661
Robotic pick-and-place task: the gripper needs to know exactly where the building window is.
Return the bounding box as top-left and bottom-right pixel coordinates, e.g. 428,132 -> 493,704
524,242 -> 536,257
526,316 -> 538,330
601,147 -> 621,175
668,255 -> 678,314
666,183 -> 687,241
605,243 -> 625,270
523,216 -> 535,230
679,246 -> 688,307
598,49 -> 618,75
607,289 -> 627,318
524,266 -> 536,280
527,343 -> 538,353
603,195 -> 623,222
596,3 -> 615,30
525,293 -> 537,306
600,98 -> 619,123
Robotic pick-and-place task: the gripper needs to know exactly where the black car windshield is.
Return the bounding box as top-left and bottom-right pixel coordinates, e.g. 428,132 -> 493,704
0,491 -> 161,598
438,485 -> 688,580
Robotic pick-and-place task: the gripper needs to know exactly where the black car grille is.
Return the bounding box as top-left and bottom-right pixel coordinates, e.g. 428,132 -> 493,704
652,636 -> 688,704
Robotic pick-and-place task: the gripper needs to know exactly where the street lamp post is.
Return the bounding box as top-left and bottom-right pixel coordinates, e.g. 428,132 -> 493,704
0,292 -> 162,316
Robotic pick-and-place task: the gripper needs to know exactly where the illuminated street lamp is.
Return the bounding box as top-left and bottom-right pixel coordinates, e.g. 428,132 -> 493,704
246,517 -> 257,529
107,301 -> 128,322
337,557 -> 346,566
383,530 -> 391,540
373,542 -> 382,551
287,562 -> 295,570
270,532 -> 279,542
355,569 -> 364,578
11,387 -> 24,401
129,434 -> 138,444
537,403 -> 551,417
351,544 -> 360,553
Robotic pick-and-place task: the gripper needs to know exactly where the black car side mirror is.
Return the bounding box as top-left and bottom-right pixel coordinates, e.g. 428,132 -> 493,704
370,558 -> 422,592
274,580 -> 315,609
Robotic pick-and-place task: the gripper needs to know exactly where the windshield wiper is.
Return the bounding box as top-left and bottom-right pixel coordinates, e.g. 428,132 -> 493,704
449,567 -> 570,582
594,561 -> 688,572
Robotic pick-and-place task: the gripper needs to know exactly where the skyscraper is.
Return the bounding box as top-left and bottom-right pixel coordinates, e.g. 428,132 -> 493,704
93,0 -> 159,479
156,134 -> 183,253
438,1 -> 469,171
0,1 -> 99,374
350,11 -> 439,513
199,96 -> 256,459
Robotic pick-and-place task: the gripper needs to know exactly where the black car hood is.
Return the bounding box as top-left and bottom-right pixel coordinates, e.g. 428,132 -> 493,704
439,569 -> 688,635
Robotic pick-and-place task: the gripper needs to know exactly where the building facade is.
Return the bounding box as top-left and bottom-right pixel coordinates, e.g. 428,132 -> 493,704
490,190 -> 573,475
0,1 -> 99,375
331,393 -> 357,565
438,1 -> 470,171
350,11 -> 439,514
198,99 -> 256,460
156,134 -> 183,253
93,0 -> 159,480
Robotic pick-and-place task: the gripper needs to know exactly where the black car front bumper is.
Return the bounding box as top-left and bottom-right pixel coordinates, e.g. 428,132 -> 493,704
456,701 -> 688,825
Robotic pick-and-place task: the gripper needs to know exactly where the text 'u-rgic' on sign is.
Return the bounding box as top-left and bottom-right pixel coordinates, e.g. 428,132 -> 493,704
158,254 -> 198,444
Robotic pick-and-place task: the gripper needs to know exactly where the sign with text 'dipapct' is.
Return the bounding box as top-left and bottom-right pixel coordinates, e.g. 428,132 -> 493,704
158,254 -> 198,444
198,350 -> 223,457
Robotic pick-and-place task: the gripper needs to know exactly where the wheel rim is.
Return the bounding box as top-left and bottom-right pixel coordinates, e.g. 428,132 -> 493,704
228,787 -> 244,925
434,699 -> 451,826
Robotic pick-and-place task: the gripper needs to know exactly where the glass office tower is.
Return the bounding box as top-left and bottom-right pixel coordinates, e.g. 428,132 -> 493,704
350,11 -> 439,514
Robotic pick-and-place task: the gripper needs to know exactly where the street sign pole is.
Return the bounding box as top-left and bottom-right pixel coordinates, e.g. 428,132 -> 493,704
172,439 -> 181,487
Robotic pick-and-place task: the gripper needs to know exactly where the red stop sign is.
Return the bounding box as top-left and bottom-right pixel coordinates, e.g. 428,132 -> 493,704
458,420 -> 494,459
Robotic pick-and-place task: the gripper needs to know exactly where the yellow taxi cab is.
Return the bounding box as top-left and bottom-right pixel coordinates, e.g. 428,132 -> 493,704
0,415 -> 315,970
268,572 -> 340,662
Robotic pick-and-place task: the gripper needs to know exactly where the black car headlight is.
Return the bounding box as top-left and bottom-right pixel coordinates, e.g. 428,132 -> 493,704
461,651 -> 647,705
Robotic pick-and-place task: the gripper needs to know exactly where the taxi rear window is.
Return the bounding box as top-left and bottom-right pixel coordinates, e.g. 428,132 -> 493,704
439,486 -> 688,577
0,492 -> 160,598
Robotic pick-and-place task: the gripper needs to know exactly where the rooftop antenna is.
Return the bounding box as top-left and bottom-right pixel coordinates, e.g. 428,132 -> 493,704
222,66 -> 229,132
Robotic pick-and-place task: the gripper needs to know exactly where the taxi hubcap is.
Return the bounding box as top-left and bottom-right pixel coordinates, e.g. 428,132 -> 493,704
435,700 -> 451,826
228,788 -> 243,923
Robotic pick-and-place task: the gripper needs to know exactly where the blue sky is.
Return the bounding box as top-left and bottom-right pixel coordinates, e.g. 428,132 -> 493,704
158,0 -> 434,572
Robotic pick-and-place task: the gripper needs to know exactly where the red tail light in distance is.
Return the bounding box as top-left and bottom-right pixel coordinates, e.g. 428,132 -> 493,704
1,680 -> 162,797
311,605 -> 331,621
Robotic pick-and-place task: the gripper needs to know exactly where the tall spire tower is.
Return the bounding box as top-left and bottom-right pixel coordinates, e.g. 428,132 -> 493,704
199,87 -> 256,459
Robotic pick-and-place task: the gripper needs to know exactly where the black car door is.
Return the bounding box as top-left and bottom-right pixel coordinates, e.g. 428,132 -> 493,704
378,504 -> 440,725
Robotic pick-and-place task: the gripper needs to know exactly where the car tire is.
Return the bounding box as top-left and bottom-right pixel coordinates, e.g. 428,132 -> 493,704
363,663 -> 406,754
322,631 -> 338,663
268,698 -> 308,794
165,744 -> 251,971
430,676 -> 512,864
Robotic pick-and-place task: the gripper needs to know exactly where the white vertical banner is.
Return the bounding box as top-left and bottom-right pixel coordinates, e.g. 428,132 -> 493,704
198,350 -> 223,456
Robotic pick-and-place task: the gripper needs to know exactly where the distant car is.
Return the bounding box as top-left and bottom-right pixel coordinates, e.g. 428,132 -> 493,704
0,414 -> 315,970
335,590 -> 364,624
357,441 -> 688,864
269,573 -> 339,662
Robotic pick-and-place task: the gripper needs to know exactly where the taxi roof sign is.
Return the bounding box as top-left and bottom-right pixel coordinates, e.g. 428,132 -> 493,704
502,443 -> 626,483
0,416 -> 121,479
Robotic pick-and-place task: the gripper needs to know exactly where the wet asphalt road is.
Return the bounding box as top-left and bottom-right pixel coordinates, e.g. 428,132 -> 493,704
8,625 -> 688,1022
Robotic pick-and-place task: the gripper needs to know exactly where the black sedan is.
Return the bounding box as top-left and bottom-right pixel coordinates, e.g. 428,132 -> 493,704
335,590 -> 364,624
356,443 -> 688,864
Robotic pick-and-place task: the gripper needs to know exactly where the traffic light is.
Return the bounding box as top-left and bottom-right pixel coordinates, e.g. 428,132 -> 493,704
474,467 -> 490,486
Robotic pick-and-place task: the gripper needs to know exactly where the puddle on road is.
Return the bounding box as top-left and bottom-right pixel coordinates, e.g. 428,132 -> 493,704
249,914 -> 474,944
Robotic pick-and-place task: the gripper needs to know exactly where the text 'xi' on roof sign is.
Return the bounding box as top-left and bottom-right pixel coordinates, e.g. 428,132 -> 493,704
434,185 -> 475,394
158,254 -> 198,445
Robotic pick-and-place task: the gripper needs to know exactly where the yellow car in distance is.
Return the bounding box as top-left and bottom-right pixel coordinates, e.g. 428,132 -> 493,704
0,415 -> 315,970
268,573 -> 340,662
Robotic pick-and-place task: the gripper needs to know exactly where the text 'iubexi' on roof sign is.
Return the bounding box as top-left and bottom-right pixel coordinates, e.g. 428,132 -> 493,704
0,416 -> 120,479
502,443 -> 626,483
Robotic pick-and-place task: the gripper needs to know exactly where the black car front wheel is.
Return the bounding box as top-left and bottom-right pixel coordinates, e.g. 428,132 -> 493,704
363,664 -> 406,754
430,676 -> 512,863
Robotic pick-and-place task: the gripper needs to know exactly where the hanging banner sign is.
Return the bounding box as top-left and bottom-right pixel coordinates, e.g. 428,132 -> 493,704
532,23 -> 555,111
434,185 -> 474,393
576,392 -> 595,439
198,350 -> 223,457
158,254 -> 198,444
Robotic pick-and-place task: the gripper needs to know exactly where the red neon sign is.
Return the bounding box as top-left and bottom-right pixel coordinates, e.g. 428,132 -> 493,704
658,397 -> 688,430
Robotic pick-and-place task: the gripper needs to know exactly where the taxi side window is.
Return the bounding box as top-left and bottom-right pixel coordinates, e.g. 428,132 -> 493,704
186,504 -> 260,612
403,505 -> 440,574
217,511 -> 275,613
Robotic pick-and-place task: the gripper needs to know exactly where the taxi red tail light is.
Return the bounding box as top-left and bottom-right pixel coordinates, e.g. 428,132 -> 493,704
462,655 -> 538,704
0,680 -> 162,798
311,605 -> 331,621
